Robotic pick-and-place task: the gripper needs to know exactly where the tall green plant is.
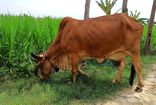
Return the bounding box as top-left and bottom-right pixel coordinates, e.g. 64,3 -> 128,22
144,0 -> 156,55
129,10 -> 148,25
96,0 -> 118,15
129,10 -> 140,20
0,14 -> 61,78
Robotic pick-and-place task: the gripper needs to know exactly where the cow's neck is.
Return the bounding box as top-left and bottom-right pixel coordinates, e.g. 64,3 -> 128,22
46,31 -> 63,60
46,43 -> 62,60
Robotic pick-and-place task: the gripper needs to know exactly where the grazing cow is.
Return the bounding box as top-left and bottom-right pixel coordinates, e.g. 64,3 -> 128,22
31,13 -> 144,92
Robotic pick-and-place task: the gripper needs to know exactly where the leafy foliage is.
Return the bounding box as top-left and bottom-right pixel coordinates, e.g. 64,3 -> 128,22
129,10 -> 140,19
0,14 -> 61,79
0,14 -> 156,79
129,10 -> 148,25
96,0 -> 118,15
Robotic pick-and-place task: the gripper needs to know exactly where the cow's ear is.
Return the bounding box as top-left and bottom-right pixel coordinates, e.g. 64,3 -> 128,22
31,52 -> 43,61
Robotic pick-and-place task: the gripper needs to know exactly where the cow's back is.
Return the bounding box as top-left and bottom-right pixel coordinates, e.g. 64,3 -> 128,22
59,13 -> 143,58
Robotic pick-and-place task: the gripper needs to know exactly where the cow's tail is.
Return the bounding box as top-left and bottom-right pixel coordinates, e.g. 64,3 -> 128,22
129,64 -> 136,86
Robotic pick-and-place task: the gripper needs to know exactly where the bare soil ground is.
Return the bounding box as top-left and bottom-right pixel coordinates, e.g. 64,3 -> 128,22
97,64 -> 156,105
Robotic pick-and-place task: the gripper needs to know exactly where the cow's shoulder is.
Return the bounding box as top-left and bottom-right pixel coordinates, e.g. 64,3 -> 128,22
59,17 -> 79,31
61,17 -> 74,24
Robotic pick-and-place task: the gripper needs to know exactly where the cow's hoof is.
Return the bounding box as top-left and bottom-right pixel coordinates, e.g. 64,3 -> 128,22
134,86 -> 143,92
78,72 -> 89,78
78,69 -> 89,78
67,81 -> 72,85
63,79 -> 72,84
82,73 -> 89,77
112,79 -> 120,84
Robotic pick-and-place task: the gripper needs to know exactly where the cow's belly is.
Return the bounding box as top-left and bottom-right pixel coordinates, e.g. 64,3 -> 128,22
106,50 -> 130,60
80,49 -> 130,63
57,49 -> 130,71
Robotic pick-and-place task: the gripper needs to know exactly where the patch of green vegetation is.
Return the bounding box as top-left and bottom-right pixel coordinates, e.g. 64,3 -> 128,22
0,14 -> 61,78
0,14 -> 156,105
0,14 -> 156,79
141,25 -> 156,53
0,56 -> 156,105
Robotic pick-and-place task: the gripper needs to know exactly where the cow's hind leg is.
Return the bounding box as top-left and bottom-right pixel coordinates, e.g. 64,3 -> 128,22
132,55 -> 144,92
78,69 -> 89,77
112,60 -> 125,83
78,64 -> 89,77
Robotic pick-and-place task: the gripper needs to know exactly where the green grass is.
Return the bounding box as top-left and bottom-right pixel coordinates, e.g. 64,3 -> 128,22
141,25 -> 156,53
0,56 -> 156,105
0,14 -> 61,78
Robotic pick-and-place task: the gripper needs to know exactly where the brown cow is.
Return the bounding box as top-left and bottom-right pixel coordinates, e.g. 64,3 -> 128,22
31,13 -> 144,92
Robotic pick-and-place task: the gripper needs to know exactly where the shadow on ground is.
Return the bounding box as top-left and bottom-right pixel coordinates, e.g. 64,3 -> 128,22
0,66 -> 130,105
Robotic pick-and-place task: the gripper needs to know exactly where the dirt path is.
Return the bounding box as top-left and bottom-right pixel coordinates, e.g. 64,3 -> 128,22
98,64 -> 156,105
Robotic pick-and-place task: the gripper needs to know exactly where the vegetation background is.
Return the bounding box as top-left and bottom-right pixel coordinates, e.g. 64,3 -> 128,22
0,0 -> 156,104
0,14 -> 156,105
0,0 -> 156,105
0,15 -> 61,79
0,14 -> 156,80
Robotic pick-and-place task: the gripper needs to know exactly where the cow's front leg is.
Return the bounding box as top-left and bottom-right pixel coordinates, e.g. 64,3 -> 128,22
71,54 -> 80,83
112,60 -> 125,83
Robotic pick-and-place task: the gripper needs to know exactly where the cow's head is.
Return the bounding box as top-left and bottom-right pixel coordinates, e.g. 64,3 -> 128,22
31,52 -> 59,80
